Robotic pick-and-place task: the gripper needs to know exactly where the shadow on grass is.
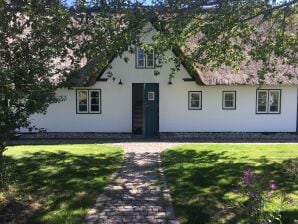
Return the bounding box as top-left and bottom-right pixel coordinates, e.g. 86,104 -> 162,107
161,149 -> 298,224
0,149 -> 122,224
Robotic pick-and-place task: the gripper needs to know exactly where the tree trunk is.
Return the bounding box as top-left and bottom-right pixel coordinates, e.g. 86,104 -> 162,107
0,140 -> 7,191
0,140 -> 6,159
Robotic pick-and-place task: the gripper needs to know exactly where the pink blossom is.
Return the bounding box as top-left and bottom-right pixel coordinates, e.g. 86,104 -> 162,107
266,192 -> 272,198
248,191 -> 255,198
243,168 -> 253,186
287,198 -> 294,204
269,182 -> 277,190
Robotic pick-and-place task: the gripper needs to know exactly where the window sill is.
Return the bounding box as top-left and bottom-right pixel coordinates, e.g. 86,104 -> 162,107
256,112 -> 281,114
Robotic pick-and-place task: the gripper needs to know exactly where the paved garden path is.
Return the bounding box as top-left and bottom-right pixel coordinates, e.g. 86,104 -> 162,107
85,142 -> 179,224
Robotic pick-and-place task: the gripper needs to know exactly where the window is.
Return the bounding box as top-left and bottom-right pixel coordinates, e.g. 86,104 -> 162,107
222,91 -> 236,110
77,89 -> 101,114
148,92 -> 155,101
257,90 -> 268,113
137,48 -> 145,68
77,90 -> 88,113
188,91 -> 202,110
136,47 -> 155,68
256,89 -> 281,114
146,51 -> 155,68
89,90 -> 100,113
269,90 -> 281,113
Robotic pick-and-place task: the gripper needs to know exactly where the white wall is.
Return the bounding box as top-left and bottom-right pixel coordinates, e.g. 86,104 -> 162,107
26,24 -> 298,133
160,84 -> 297,132
28,68 -> 298,133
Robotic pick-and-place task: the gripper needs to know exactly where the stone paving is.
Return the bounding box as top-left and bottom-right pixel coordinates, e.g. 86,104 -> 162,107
85,142 -> 179,224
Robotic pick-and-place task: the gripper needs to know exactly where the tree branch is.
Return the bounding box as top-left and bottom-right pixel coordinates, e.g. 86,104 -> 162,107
241,0 -> 297,23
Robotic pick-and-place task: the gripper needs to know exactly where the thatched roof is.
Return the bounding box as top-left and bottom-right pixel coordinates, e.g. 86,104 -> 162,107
193,61 -> 297,85
66,18 -> 298,87
182,18 -> 297,86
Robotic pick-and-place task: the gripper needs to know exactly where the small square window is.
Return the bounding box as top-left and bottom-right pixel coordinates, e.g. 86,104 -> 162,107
222,91 -> 236,110
188,91 -> 202,110
148,92 -> 155,101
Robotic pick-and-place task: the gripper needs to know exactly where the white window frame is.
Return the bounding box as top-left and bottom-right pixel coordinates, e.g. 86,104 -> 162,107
77,90 -> 88,114
222,91 -> 236,110
256,89 -> 281,114
136,48 -> 145,68
256,90 -> 268,113
77,89 -> 101,114
188,91 -> 202,110
89,90 -> 101,114
136,47 -> 155,69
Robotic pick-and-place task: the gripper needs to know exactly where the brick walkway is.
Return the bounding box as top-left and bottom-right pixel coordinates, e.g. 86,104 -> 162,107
85,143 -> 179,224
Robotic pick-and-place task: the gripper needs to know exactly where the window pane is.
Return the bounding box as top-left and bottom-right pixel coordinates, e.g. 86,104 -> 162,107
91,98 -> 99,104
90,91 -> 100,112
191,93 -> 201,101
225,100 -> 234,108
147,51 -> 154,67
191,100 -> 200,108
257,91 -> 267,112
137,48 -> 145,67
79,105 -> 87,112
91,105 -> 99,112
269,91 -> 280,113
148,92 -> 155,101
258,105 -> 267,112
223,92 -> 235,109
225,93 -> 234,101
91,91 -> 99,98
90,91 -> 99,105
190,92 -> 201,109
79,91 -> 87,105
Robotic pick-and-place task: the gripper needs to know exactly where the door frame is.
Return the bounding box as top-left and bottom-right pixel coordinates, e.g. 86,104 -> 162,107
132,83 -> 159,138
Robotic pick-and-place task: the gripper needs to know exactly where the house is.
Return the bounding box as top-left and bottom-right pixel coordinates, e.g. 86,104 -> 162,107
24,23 -> 298,138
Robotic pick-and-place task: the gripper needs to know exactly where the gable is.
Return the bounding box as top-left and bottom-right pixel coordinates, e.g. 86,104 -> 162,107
98,23 -> 195,84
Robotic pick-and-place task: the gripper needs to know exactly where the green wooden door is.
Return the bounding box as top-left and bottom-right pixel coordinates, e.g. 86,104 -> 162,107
144,83 -> 159,138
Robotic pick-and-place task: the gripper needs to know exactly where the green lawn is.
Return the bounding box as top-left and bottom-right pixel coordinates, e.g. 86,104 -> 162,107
0,144 -> 123,224
161,144 -> 298,224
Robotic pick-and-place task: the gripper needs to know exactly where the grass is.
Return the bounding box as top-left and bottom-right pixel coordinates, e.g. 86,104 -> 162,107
0,144 -> 123,224
161,144 -> 298,224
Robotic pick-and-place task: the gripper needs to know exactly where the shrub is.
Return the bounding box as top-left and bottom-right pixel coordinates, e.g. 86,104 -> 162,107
231,168 -> 294,224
